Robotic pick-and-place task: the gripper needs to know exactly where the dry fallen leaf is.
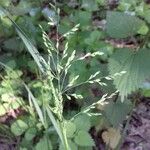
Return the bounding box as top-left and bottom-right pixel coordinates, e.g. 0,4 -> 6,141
102,127 -> 121,149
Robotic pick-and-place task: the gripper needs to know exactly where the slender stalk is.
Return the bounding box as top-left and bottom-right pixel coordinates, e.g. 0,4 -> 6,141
59,121 -> 70,150
62,80 -> 89,93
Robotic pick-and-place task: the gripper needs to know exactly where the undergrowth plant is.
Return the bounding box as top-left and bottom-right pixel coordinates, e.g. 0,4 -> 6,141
0,5 -> 117,150
1,1 -> 149,149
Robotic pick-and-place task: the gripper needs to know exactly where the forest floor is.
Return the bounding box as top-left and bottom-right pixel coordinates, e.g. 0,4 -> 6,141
0,97 -> 150,150
92,97 -> 150,150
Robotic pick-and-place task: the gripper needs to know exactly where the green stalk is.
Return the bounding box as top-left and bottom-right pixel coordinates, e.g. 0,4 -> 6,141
59,121 -> 70,150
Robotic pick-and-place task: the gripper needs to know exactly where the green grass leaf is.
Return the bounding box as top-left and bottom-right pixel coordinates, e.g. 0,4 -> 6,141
46,106 -> 64,146
6,16 -> 47,74
24,84 -> 45,127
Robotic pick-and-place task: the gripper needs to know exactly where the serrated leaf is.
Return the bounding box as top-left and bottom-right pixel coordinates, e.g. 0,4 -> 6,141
104,100 -> 132,127
74,130 -> 94,146
106,11 -> 144,38
108,48 -> 150,100
11,119 -> 28,136
73,114 -> 91,131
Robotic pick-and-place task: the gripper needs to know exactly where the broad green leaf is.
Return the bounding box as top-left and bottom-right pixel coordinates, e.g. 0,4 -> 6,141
0,0 -> 11,7
142,89 -> 150,97
3,37 -> 23,51
72,11 -> 91,27
0,17 -> 13,37
17,16 -> 37,39
11,119 -> 28,136
96,0 -> 106,6
104,100 -> 132,127
65,121 -> 76,138
25,127 -> 37,141
81,0 -> 98,11
106,11 -> 144,38
73,114 -> 91,131
84,30 -> 101,45
78,147 -> 93,150
74,130 -> 95,146
141,81 -> 150,97
137,24 -> 149,35
59,140 -> 78,150
35,136 -> 52,150
20,148 -> 28,150
6,70 -> 23,79
9,1 -> 32,15
144,9 -> 150,23
5,60 -> 16,69
108,48 -> 150,100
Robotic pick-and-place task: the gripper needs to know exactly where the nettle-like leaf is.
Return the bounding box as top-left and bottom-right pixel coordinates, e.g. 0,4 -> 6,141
74,130 -> 95,147
109,48 -> 150,100
106,11 -> 145,38
73,114 -> 91,131
104,100 -> 132,127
